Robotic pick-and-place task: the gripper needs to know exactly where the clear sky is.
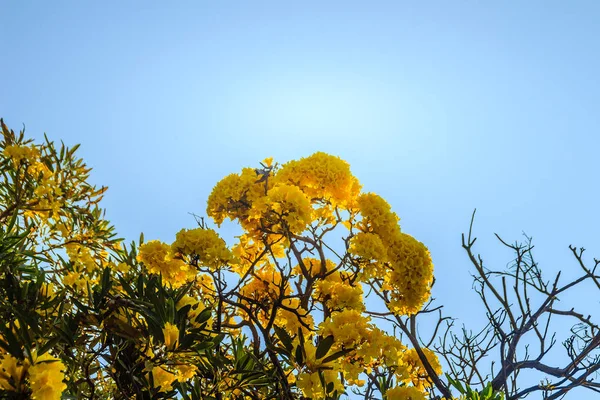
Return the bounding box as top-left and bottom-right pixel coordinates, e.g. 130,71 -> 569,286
2,1 -> 600,397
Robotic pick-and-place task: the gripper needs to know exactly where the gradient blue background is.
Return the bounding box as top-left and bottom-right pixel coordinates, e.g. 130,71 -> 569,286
2,1 -> 599,398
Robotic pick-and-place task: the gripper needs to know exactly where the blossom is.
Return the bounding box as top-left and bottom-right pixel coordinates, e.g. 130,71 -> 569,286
151,365 -> 177,392
274,152 -> 361,208
314,272 -> 365,311
350,232 -> 388,262
319,309 -> 371,348
172,227 -> 235,269
250,184 -> 313,234
28,353 -> 66,400
175,364 -> 197,382
296,370 -> 343,400
401,348 -> 442,390
357,192 -> 401,243
275,298 -> 314,336
3,144 -> 40,166
385,233 -> 434,316
206,168 -> 270,227
163,322 -> 179,350
137,240 -> 195,287
386,385 -> 426,400
0,354 -> 28,392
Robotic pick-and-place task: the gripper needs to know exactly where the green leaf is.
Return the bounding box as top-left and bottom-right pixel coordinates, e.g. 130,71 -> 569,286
482,383 -> 492,398
38,336 -> 61,356
320,348 -> 352,364
295,343 -> 304,365
326,381 -> 334,393
316,335 -> 335,359
195,307 -> 212,325
273,325 -> 293,352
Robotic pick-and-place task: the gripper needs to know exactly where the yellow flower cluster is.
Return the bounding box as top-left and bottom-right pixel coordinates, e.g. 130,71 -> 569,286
66,243 -> 100,273
385,234 -> 434,316
320,309 -> 372,348
207,153 -> 361,240
28,353 -> 67,400
0,354 -> 28,392
139,227 -> 235,286
137,241 -> 194,287
386,385 -> 427,400
356,193 -> 401,241
0,351 -> 66,400
274,152 -> 361,208
206,168 -> 271,227
62,270 -> 95,295
239,265 -> 289,305
296,369 -> 343,400
350,232 -> 388,263
353,193 -> 434,315
150,363 -> 199,392
9,147 -> 64,220
401,348 -> 442,391
138,152 -> 441,398
250,184 -> 313,234
172,227 -> 235,269
3,144 -> 40,166
275,298 -> 314,336
356,328 -> 407,372
314,272 -> 364,311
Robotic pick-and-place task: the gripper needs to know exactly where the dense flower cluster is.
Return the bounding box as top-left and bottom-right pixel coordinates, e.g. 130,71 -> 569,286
138,240 -> 194,287
28,353 -> 67,400
172,227 -> 235,269
201,151 -> 439,399
0,349 -> 66,400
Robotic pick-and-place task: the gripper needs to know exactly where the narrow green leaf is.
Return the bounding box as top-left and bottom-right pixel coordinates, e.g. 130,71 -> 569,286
316,335 -> 335,359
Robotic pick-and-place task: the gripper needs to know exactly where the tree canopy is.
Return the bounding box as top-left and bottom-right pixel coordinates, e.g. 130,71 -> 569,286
0,119 -> 597,400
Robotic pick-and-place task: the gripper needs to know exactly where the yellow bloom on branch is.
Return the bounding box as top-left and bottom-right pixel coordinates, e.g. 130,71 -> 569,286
172,227 -> 234,269
0,354 -> 28,392
28,353 -> 66,400
163,322 -> 180,350
137,240 -> 195,287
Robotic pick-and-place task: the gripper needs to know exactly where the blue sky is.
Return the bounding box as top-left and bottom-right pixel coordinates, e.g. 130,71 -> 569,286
2,1 -> 600,397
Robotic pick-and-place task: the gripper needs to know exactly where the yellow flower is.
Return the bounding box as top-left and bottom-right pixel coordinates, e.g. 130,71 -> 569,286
314,272 -> 365,311
386,385 -> 426,400
3,144 -> 40,166
319,309 -> 371,348
249,184 -> 313,234
262,157 -> 274,167
357,192 -> 401,242
176,363 -> 197,381
172,227 -> 235,269
163,322 -> 179,350
206,168 -> 270,227
138,240 -> 195,287
0,354 -> 29,392
350,232 -> 388,262
39,283 -> 56,299
274,152 -> 361,208
297,370 -> 343,400
114,261 -> 131,274
151,365 -> 177,392
28,353 -> 66,400
385,233 -> 434,316
401,348 -> 442,391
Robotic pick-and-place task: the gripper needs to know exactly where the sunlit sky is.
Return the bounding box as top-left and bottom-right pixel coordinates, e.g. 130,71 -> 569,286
2,1 -> 600,397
